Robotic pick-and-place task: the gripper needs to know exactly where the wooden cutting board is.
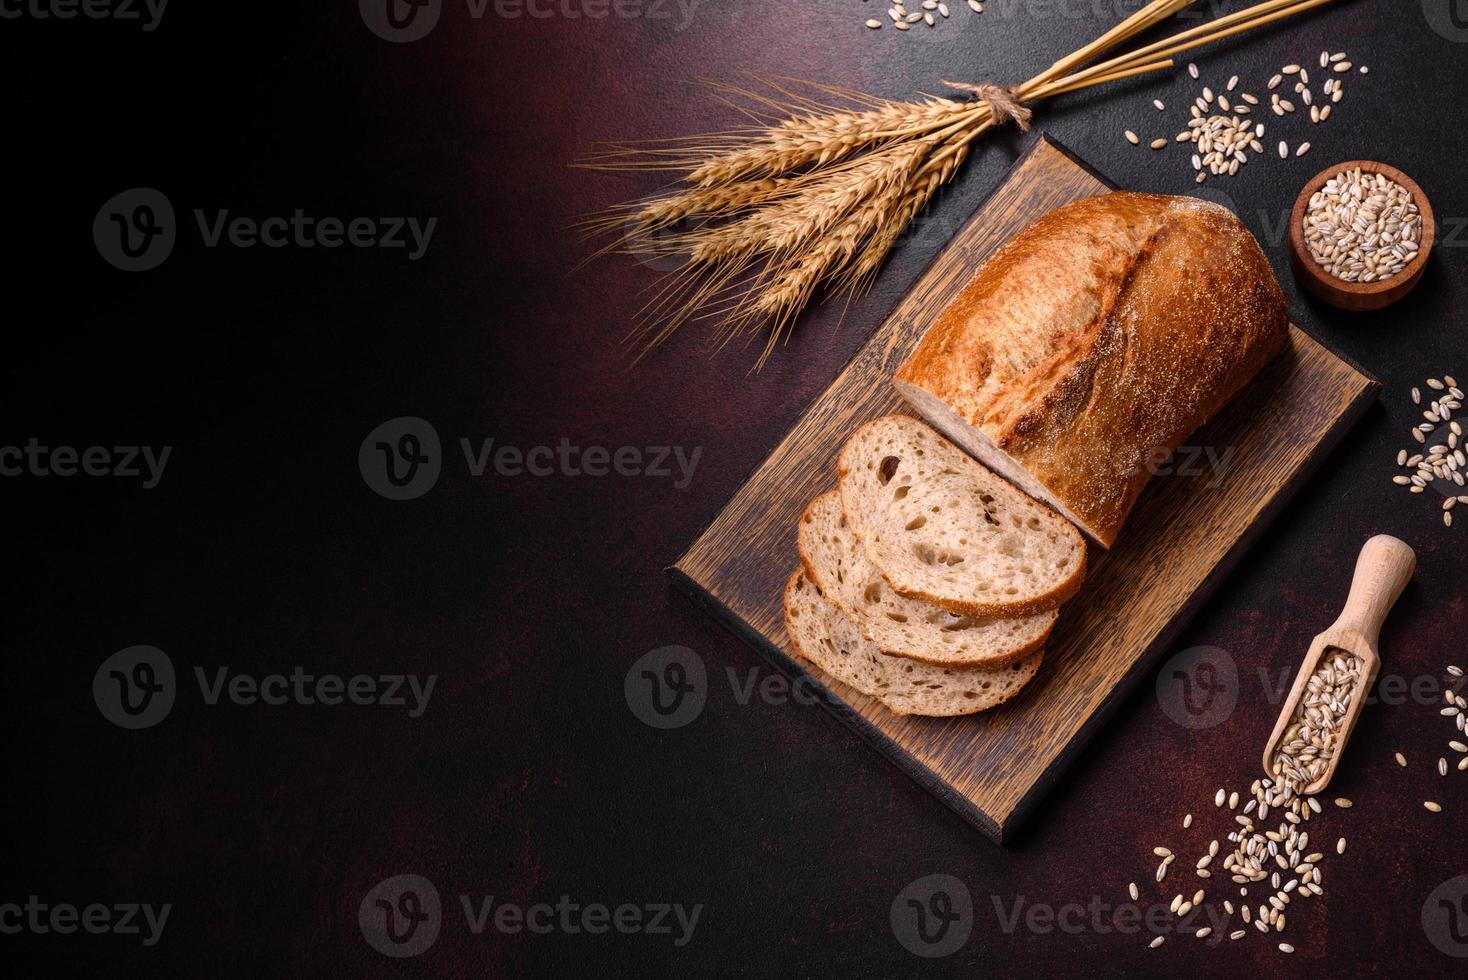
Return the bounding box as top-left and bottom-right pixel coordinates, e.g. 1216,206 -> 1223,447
669,134 -> 1379,843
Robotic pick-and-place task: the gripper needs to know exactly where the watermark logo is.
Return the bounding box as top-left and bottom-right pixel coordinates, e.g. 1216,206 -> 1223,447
359,0 -> 442,42
1194,188 -> 1303,253
1191,185 -> 1241,218
94,188 -> 176,272
93,646 -> 175,730
360,875 -> 442,958
891,874 -> 972,958
1156,645 -> 1239,729
359,417 -> 442,500
1424,874 -> 1468,957
624,210 -> 691,273
625,646 -> 707,729
1425,0 -> 1468,42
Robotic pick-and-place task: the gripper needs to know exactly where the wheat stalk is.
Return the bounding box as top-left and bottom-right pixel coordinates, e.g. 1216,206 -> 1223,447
844,132 -> 973,293
684,97 -> 967,187
741,143 -> 929,359
588,0 -> 1339,367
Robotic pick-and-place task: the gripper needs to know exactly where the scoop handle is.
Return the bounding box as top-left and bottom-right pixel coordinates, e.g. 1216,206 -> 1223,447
1331,534 -> 1415,649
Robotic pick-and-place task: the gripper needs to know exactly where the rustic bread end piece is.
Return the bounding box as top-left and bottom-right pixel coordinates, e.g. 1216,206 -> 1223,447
838,415 -> 1086,618
799,491 -> 1054,667
894,191 -> 1289,548
782,569 -> 1042,717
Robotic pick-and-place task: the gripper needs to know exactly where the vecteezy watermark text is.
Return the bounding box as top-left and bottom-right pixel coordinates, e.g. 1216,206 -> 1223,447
624,645 -> 828,729
1157,644 -> 1468,730
0,897 -> 170,947
1141,445 -> 1236,489
0,439 -> 170,488
360,416 -> 703,500
891,876 -> 1257,958
991,894 -> 1231,945
359,0 -> 701,43
0,0 -> 168,30
459,895 -> 701,946
94,188 -> 436,271
193,210 -> 435,260
358,875 -> 701,957
93,646 -> 437,729
460,438 -> 701,486
194,667 -> 436,717
490,0 -> 699,25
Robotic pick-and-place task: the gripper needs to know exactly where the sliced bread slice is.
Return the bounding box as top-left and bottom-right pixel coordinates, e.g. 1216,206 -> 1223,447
782,569 -> 1042,717
798,491 -> 1055,667
837,414 -> 1086,617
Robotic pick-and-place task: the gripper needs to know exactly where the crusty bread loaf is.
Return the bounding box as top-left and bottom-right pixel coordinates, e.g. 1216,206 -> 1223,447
782,569 -> 1042,716
894,192 -> 1288,548
798,491 -> 1055,667
837,415 -> 1086,617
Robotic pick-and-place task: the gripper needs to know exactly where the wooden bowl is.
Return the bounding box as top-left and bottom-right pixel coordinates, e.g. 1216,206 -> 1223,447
1288,160 -> 1434,311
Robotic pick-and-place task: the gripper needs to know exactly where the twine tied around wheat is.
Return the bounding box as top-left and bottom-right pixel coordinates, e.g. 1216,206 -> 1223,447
941,81 -> 1033,132
583,0 -> 1339,366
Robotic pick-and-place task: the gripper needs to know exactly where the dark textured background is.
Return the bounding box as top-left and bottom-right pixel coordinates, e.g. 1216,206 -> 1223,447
3,0 -> 1467,976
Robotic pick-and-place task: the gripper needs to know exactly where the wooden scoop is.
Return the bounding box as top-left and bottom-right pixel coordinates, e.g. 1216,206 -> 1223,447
1261,534 -> 1416,795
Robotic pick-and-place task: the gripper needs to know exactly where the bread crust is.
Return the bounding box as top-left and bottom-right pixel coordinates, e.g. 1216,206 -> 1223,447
894,192 -> 1289,548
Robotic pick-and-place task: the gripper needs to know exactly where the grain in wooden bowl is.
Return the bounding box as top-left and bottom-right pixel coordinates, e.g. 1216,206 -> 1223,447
1288,160 -> 1435,311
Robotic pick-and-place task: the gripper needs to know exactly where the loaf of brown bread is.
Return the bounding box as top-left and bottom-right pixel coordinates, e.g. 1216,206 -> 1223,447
894,192 -> 1288,548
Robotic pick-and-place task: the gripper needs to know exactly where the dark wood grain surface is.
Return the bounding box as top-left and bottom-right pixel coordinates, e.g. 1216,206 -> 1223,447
5,2 -> 1468,977
674,136 -> 1378,841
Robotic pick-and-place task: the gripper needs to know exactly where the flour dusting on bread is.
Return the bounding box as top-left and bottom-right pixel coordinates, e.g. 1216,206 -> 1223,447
894,191 -> 1288,547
